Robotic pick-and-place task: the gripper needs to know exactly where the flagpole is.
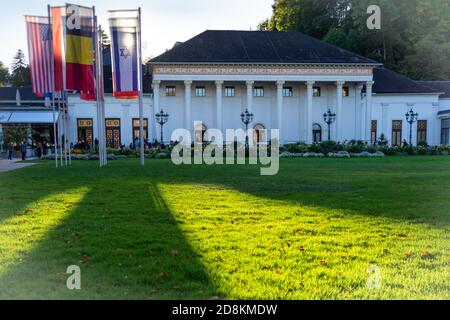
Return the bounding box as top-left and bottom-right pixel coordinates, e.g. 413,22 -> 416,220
66,98 -> 72,165
93,8 -> 103,167
99,25 -> 107,166
57,97 -> 64,166
48,5 -> 58,168
62,98 -> 67,166
138,7 -> 145,166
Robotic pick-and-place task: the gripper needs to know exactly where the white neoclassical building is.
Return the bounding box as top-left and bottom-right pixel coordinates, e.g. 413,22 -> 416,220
2,30 -> 450,148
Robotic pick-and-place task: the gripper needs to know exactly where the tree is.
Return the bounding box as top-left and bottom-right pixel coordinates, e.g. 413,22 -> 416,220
0,61 -> 9,86
262,0 -> 450,80
3,125 -> 29,147
10,50 -> 31,87
101,30 -> 110,50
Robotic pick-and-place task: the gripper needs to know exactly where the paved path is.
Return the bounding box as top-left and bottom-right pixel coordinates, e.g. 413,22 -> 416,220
0,160 -> 37,172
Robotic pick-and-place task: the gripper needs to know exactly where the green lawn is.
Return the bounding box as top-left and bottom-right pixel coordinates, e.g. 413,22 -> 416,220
0,157 -> 449,300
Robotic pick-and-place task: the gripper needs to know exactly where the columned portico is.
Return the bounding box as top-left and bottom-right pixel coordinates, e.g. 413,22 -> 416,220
184,80 -> 192,133
336,81 -> 345,142
306,81 -> 315,144
246,81 -> 254,112
215,80 -> 224,132
276,81 -> 285,142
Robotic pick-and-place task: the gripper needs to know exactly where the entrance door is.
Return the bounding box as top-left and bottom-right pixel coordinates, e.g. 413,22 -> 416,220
105,119 -> 121,148
77,119 -> 94,147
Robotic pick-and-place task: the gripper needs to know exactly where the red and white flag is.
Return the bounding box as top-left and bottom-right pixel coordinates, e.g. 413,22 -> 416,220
25,16 -> 52,97
50,6 -> 66,93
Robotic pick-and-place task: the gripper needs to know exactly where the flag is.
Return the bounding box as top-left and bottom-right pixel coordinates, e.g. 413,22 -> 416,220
51,6 -> 66,93
65,4 -> 95,94
25,16 -> 52,97
109,10 -> 139,99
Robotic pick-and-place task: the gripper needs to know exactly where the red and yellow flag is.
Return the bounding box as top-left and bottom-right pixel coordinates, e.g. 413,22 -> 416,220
65,4 -> 95,94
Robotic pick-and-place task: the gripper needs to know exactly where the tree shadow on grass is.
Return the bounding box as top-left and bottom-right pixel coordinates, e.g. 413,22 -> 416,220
0,157 -> 448,299
152,158 -> 450,229
0,163 -> 218,299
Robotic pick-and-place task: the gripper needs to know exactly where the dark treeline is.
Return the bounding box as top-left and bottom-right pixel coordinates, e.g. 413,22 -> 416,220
259,0 -> 450,80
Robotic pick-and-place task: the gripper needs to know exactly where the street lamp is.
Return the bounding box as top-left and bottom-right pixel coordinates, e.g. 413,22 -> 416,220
323,108 -> 336,141
405,108 -> 419,145
155,109 -> 169,147
241,108 -> 254,148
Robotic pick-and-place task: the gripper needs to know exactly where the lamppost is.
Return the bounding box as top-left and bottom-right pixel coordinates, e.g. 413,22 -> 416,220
323,108 -> 336,141
405,108 -> 419,145
155,109 -> 169,148
241,108 -> 254,148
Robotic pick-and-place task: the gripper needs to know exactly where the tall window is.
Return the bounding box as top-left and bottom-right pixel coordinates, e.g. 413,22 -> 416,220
77,119 -> 93,147
224,86 -> 235,97
253,87 -> 264,97
313,87 -> 321,97
283,87 -> 293,97
195,86 -> 206,97
441,119 -> 450,145
371,120 -> 377,145
132,118 -> 149,142
417,120 -> 427,144
392,120 -> 403,146
342,86 -> 350,97
313,124 -> 322,143
165,86 -> 176,97
105,119 -> 121,148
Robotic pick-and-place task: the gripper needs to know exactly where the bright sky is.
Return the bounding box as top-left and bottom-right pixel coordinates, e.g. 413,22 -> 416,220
0,0 -> 273,68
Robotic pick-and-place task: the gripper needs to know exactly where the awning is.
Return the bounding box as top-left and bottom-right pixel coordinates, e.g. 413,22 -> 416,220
1,111 -> 59,124
438,110 -> 450,118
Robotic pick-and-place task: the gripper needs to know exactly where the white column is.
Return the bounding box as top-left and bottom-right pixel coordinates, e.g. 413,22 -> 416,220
276,81 -> 285,143
336,81 -> 345,142
215,80 -> 223,132
306,81 -> 315,144
246,81 -> 254,112
365,81 -> 374,142
431,102 -> 439,145
381,103 -> 389,141
184,80 -> 192,134
151,80 -> 161,142
355,84 -> 364,140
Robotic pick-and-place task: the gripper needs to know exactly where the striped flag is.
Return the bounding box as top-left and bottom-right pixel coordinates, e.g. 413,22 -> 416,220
65,4 -> 95,94
109,10 -> 139,99
25,16 -> 52,97
50,6 -> 66,93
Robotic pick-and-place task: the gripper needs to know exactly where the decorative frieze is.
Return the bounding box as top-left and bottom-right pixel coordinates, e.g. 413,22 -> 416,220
153,65 -> 373,77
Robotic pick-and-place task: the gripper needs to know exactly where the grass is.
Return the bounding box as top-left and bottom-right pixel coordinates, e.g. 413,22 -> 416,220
0,157 -> 448,300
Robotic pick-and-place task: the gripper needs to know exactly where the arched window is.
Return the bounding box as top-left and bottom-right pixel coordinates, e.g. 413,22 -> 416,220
195,123 -> 208,143
313,123 -> 322,143
253,124 -> 267,145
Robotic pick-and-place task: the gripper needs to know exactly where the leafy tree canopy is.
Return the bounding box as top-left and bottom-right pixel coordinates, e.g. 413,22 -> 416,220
0,61 -> 9,87
10,49 -> 31,87
260,0 -> 450,80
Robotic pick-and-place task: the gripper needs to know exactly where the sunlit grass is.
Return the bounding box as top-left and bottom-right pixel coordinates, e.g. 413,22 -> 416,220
158,183 -> 449,300
0,189 -> 89,276
0,157 -> 448,299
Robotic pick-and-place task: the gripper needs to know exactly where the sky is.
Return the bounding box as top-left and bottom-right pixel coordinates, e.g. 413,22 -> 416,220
0,0 -> 273,68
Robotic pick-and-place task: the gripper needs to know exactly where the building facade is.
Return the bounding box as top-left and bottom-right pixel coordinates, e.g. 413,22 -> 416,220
2,30 -> 450,150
